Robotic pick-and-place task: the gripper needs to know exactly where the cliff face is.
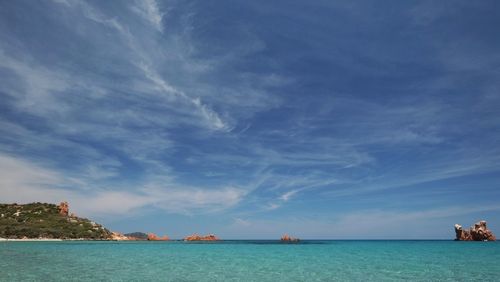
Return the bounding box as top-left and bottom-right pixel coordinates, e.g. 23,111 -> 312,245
455,221 -> 496,241
0,202 -> 111,239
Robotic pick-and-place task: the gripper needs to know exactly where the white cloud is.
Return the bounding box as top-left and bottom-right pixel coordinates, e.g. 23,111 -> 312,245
279,189 -> 299,202
0,154 -> 61,192
143,185 -> 246,214
0,51 -> 71,115
138,62 -> 230,131
0,154 -> 76,207
56,1 -> 231,132
131,0 -> 165,32
0,153 -> 247,217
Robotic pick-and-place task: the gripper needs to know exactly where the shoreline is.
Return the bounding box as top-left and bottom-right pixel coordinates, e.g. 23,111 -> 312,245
0,238 -> 63,242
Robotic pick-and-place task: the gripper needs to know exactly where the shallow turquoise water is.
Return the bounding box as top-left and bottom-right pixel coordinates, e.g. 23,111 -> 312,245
1,240 -> 499,281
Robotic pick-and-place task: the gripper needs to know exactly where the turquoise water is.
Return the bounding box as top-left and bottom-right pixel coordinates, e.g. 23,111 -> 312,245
1,240 -> 499,281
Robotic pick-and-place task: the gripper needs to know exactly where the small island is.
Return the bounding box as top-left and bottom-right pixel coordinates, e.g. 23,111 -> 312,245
280,234 -> 300,242
454,220 -> 496,241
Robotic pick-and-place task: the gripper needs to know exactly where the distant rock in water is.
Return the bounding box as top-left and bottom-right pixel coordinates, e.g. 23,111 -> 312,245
280,234 -> 300,242
184,234 -> 219,241
147,233 -> 170,241
0,202 -> 111,239
454,220 -> 496,241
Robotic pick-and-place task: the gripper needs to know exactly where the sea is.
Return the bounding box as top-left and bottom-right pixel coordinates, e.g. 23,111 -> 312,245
1,240 -> 499,281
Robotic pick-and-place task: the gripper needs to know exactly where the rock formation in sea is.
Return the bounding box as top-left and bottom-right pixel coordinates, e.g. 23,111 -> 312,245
147,233 -> 170,241
184,234 -> 220,241
454,220 -> 496,241
280,234 -> 300,242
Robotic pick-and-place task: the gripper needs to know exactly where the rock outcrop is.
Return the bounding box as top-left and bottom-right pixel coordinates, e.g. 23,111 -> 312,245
184,234 -> 219,241
58,202 -> 69,216
280,234 -> 300,242
147,233 -> 170,241
455,221 -> 496,241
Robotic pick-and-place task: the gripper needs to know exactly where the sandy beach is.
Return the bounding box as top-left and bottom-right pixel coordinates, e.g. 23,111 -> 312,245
0,238 -> 62,242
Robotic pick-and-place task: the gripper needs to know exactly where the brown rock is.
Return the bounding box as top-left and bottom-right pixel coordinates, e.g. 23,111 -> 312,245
147,233 -> 170,241
58,202 -> 69,216
454,224 -> 473,241
183,234 -> 220,241
454,221 -> 496,241
280,234 -> 300,242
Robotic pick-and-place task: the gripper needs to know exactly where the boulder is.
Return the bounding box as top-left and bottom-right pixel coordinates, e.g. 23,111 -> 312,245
454,221 -> 496,241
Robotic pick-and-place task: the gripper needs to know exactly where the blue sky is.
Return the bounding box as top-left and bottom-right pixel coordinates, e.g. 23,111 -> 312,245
1,0 -> 499,239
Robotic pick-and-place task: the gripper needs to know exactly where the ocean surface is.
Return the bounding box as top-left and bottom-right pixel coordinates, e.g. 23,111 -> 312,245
1,240 -> 499,281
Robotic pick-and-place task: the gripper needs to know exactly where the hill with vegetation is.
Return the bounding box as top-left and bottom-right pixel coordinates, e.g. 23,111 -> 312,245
0,202 -> 111,239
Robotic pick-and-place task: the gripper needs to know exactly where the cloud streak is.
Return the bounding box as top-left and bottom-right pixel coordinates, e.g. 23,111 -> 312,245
0,153 -> 246,217
131,0 -> 165,32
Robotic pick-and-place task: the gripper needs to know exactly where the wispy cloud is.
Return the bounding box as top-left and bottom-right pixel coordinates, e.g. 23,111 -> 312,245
131,0 -> 165,32
0,153 -> 246,217
138,62 -> 229,131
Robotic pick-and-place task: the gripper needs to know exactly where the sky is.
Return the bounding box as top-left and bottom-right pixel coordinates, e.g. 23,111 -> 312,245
0,0 -> 499,239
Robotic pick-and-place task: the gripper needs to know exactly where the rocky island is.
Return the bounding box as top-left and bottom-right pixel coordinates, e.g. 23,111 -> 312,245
454,220 -> 496,241
280,234 -> 300,242
184,234 -> 220,241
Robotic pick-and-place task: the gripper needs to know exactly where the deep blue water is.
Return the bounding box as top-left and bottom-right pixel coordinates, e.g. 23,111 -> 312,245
1,240 -> 499,281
